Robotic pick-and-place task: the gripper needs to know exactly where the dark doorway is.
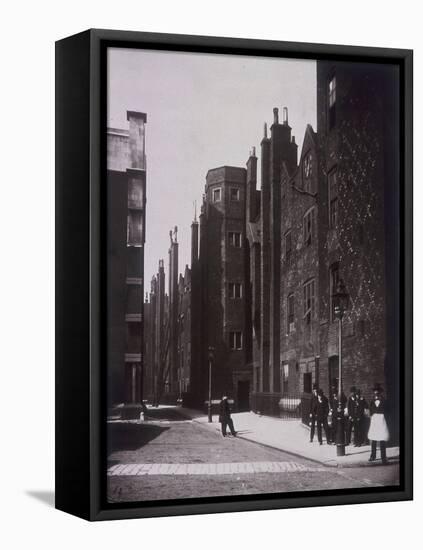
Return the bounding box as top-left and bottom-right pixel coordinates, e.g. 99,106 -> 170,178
237,381 -> 250,411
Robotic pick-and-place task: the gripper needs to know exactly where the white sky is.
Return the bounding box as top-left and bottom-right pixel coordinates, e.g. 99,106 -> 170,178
108,48 -> 316,290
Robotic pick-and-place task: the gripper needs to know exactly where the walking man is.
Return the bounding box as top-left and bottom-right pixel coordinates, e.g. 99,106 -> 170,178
219,395 -> 237,437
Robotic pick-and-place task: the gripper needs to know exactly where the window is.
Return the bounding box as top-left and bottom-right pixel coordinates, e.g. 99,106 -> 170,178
281,362 -> 289,394
127,210 -> 143,245
328,75 -> 336,129
229,331 -> 242,350
228,231 -> 242,247
287,293 -> 294,333
329,262 -> 339,322
328,169 -> 338,229
212,188 -> 221,202
303,208 -> 315,246
229,282 -> 242,299
303,152 -> 313,193
230,187 -> 240,201
285,230 -> 292,264
303,279 -> 315,325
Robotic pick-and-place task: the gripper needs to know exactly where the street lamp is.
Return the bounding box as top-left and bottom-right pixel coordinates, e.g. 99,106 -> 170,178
207,346 -> 215,423
332,278 -> 350,457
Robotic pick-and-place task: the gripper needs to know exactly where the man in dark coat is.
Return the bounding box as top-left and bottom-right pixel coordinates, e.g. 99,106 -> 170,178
346,386 -> 359,446
219,396 -> 237,437
313,389 -> 331,445
355,389 -> 368,446
309,384 -> 319,442
329,387 -> 347,445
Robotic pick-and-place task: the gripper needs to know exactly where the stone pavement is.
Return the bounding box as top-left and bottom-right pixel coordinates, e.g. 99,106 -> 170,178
108,460 -> 326,476
179,408 -> 400,468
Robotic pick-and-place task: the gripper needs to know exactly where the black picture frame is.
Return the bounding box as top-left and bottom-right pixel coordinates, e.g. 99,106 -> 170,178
55,28 -> 413,521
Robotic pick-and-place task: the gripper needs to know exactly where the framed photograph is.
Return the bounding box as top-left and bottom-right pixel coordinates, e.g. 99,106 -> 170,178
55,29 -> 413,521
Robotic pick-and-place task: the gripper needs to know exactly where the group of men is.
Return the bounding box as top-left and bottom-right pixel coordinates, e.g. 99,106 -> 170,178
309,385 -> 369,446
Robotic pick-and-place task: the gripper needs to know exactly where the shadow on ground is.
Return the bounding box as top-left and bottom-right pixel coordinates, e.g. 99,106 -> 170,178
26,490 -> 55,508
107,422 -> 170,453
144,407 -> 189,422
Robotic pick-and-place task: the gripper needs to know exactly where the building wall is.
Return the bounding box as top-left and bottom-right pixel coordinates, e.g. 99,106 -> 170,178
316,62 -> 392,404
178,266 -> 192,397
197,166 -> 251,409
247,62 -> 398,428
107,111 -> 147,406
279,126 -> 320,398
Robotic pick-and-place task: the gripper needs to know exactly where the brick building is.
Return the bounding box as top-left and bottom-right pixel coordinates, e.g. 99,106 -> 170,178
315,61 -> 399,437
140,61 -> 399,433
279,123 -> 320,407
144,259 -> 167,405
177,265 -> 192,398
195,166 -> 252,410
246,61 -> 399,434
107,111 -> 147,407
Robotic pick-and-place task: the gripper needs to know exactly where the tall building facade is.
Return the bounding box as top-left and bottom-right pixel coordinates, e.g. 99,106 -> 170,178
107,111 -> 147,406
144,259 -> 167,405
196,166 -> 252,410
247,61 -> 399,433
315,61 -> 399,436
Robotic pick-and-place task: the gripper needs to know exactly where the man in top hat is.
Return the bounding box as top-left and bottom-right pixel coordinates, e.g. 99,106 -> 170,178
312,389 -> 331,445
346,386 -> 359,446
329,386 -> 347,445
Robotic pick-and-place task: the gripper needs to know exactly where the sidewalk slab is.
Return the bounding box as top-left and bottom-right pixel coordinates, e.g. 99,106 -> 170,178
180,408 -> 399,468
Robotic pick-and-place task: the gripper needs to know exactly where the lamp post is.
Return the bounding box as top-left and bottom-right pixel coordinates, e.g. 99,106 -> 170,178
207,346 -> 214,423
332,278 -> 349,457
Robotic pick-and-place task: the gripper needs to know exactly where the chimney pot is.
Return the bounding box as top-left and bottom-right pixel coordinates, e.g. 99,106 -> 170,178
273,108 -> 279,124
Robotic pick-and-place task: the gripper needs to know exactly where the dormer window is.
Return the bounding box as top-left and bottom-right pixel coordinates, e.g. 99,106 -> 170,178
303,152 -> 313,193
304,152 -> 312,179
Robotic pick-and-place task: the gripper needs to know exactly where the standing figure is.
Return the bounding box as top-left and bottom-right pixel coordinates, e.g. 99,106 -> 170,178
368,384 -> 390,464
346,386 -> 359,446
329,387 -> 347,444
355,389 -> 368,446
328,388 -> 338,444
313,389 -> 331,445
309,384 -> 318,443
219,396 -> 237,437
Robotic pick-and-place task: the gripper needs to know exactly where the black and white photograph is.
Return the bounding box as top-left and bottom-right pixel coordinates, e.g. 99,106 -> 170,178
106,46 -> 402,504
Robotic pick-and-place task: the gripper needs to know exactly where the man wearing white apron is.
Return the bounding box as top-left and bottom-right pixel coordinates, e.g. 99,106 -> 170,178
368,384 -> 390,464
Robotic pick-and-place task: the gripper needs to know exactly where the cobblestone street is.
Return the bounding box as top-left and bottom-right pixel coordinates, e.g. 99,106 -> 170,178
107,408 -> 400,503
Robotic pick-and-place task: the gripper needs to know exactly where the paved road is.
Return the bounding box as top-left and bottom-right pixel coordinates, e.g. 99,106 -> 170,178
107,409 -> 399,503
